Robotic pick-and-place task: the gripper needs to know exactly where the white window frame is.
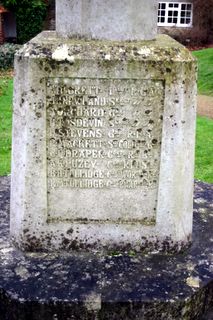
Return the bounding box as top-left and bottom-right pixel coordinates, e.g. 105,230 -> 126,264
158,2 -> 193,28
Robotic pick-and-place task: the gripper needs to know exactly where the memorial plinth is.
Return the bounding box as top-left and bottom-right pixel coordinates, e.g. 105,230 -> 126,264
10,0 -> 197,252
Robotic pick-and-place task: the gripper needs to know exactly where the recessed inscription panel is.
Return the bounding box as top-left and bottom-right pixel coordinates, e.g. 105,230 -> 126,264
46,78 -> 164,222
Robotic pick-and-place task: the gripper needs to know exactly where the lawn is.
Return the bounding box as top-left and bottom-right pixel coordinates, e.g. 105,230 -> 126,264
0,49 -> 212,183
0,76 -> 13,176
195,117 -> 213,183
192,48 -> 213,96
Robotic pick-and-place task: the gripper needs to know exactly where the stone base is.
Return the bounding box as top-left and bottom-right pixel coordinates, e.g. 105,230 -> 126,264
1,177 -> 213,319
11,32 -> 197,252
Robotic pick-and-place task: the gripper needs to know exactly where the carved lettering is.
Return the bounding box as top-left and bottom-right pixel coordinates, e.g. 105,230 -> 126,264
46,78 -> 164,193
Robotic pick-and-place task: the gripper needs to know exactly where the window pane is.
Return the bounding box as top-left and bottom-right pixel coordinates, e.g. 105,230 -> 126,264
158,1 -> 192,27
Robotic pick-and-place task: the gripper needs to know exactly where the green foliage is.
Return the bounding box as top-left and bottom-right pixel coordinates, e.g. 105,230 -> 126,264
0,0 -> 17,6
192,48 -> 213,96
1,0 -> 47,44
0,43 -> 21,69
195,117 -> 213,183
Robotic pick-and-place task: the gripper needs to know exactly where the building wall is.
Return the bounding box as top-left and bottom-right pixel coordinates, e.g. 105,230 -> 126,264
158,0 -> 213,45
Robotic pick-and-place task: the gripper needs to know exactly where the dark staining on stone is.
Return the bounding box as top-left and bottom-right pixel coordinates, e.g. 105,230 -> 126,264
47,59 -> 60,70
152,139 -> 158,145
42,47 -> 52,56
39,60 -> 44,68
35,112 -> 42,119
30,50 -> 37,56
133,50 -> 140,57
62,238 -> 70,246
17,56 -> 22,62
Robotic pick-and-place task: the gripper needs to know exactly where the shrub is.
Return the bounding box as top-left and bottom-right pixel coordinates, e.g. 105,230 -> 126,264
1,0 -> 47,44
0,43 -> 21,69
15,3 -> 47,44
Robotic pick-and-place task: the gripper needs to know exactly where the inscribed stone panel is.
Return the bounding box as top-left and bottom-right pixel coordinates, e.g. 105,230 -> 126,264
46,78 -> 164,223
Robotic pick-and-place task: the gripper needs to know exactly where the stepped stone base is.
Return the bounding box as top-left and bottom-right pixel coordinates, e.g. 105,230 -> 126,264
0,177 -> 213,319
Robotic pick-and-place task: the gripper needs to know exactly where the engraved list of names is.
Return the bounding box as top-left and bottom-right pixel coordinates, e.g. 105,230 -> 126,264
46,78 -> 164,222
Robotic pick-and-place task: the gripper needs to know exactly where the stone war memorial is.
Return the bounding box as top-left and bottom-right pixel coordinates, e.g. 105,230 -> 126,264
0,0 -> 212,319
11,0 -> 197,253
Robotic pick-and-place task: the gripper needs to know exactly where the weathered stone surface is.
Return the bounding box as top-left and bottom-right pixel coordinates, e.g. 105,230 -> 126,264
56,0 -> 158,41
10,32 -> 197,252
1,177 -> 213,319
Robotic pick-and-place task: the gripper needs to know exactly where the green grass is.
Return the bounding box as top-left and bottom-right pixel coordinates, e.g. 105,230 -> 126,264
192,48 -> 213,96
195,116 -> 213,183
0,77 -> 13,176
